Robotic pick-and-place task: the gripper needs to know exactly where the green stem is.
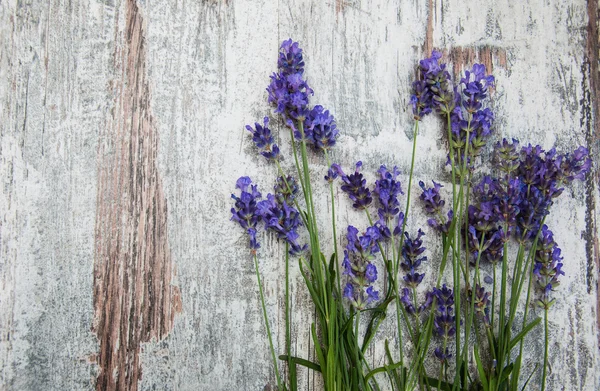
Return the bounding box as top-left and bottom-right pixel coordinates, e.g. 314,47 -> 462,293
253,253 -> 283,390
324,150 -> 341,297
285,244 -> 292,389
541,309 -> 549,391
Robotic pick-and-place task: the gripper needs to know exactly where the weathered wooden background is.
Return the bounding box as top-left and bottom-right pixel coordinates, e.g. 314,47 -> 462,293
0,0 -> 599,390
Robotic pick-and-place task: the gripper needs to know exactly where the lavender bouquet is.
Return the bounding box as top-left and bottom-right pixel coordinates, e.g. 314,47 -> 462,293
230,40 -> 591,391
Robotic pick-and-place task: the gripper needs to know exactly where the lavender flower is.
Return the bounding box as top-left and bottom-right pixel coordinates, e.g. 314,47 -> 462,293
401,229 -> 427,288
434,347 -> 453,363
467,284 -> 491,325
446,63 -> 495,166
267,40 -> 313,122
421,51 -> 455,115
273,175 -> 299,204
432,284 -> 456,364
494,138 -> 520,175
419,180 -> 445,214
257,189 -> 306,255
374,165 -> 403,219
533,225 -> 565,309
268,38 -> 341,154
231,177 -> 263,251
246,117 -> 280,160
278,38 -> 305,76
306,105 -> 339,151
343,225 -> 380,309
514,143 -> 591,241
337,162 -> 373,210
560,146 -> 592,184
325,163 -> 341,182
433,285 -> 456,338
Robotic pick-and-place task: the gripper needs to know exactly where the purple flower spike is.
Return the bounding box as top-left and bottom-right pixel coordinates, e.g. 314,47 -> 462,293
274,175 -> 299,204
400,288 -> 416,315
267,40 -> 314,122
434,347 -> 453,363
401,229 -> 427,288
278,39 -> 305,76
468,285 -> 491,325
419,180 -> 445,214
306,105 -> 339,151
432,285 -> 456,338
257,192 -> 306,256
421,51 -> 455,115
561,146 -> 592,183
246,117 -> 280,161
533,225 -> 565,309
338,161 -> 373,210
375,165 -> 403,220
343,225 -> 381,310
231,177 -> 263,251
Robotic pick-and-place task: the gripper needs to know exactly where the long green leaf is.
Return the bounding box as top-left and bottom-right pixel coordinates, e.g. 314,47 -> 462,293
365,362 -> 404,383
509,318 -> 541,351
278,355 -> 321,372
474,347 -> 489,391
520,363 -> 539,391
311,323 -> 327,385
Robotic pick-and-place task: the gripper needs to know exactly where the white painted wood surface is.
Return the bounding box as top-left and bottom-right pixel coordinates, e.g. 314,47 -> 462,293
0,0 -> 598,390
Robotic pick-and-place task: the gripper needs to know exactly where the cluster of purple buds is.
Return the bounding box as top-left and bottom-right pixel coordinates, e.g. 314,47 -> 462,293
257,178 -> 307,256
246,117 -> 280,160
267,39 -> 313,122
433,285 -> 456,338
432,285 -> 456,363
230,176 -> 306,256
467,284 -> 491,325
342,226 -> 380,309
533,226 -> 564,309
399,230 -> 432,317
333,161 -> 373,210
400,288 -> 433,315
303,105 -> 339,151
494,138 -> 520,176
410,51 -> 454,119
514,142 -> 590,240
273,175 -> 299,204
373,165 -> 406,239
466,172 -> 527,263
449,64 -> 495,165
231,177 -> 263,252
401,229 -> 427,288
419,180 -> 453,234
267,39 -> 339,152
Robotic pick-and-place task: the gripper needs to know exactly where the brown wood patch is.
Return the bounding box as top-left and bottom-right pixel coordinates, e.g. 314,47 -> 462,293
448,46 -> 508,79
92,1 -> 181,390
422,0 -> 434,56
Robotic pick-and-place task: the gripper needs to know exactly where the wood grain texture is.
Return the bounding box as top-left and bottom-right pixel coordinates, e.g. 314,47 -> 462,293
92,0 -> 181,390
0,0 -> 598,390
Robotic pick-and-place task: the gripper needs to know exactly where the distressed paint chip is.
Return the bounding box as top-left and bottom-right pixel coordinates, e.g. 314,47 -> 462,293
92,0 -> 181,390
